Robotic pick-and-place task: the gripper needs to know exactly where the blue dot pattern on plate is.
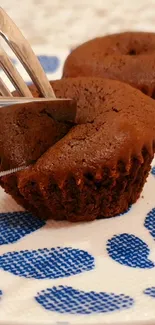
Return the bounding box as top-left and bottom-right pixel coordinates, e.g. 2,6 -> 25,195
144,287 -> 155,298
144,208 -> 155,240
0,290 -> 2,300
107,233 -> 154,268
118,206 -> 131,217
151,166 -> 155,176
26,81 -> 33,86
11,58 -> 17,65
35,285 -> 134,314
37,55 -> 60,73
0,247 -> 94,279
0,211 -> 45,245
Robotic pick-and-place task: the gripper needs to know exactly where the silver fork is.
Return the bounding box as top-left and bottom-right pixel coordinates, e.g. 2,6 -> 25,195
0,8 -> 74,177
0,7 -> 56,98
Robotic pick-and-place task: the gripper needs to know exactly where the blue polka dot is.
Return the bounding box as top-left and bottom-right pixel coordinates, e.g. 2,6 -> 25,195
0,247 -> 94,279
151,166 -> 155,176
0,211 -> 45,245
107,233 -> 154,269
35,285 -> 134,314
26,81 -> 33,86
118,206 -> 131,217
11,58 -> 17,65
144,208 -> 155,240
0,290 -> 2,300
144,287 -> 155,298
37,55 -> 60,73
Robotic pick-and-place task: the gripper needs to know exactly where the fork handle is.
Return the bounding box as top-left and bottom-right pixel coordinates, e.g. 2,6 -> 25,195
0,7 -> 56,98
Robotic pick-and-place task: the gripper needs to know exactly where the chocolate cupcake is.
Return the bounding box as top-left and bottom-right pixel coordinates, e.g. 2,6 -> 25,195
1,77 -> 155,221
63,32 -> 155,98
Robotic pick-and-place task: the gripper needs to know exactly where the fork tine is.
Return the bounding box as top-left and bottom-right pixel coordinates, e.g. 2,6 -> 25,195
0,7 -> 56,98
0,47 -> 33,97
0,76 -> 12,96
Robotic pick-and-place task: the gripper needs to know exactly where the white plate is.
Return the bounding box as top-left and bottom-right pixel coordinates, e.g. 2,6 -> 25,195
0,49 -> 155,325
0,158 -> 155,325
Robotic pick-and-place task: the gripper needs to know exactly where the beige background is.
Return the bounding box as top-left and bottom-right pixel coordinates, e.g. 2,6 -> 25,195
1,0 -> 155,49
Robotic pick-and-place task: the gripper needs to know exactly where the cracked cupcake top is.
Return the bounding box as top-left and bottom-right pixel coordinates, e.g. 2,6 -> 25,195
0,77 -> 154,184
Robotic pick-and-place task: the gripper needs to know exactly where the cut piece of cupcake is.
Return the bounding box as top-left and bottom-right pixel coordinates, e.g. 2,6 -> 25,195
0,98 -> 76,210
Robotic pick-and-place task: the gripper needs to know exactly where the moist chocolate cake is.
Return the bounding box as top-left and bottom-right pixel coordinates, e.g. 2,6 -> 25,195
0,99 -> 76,209
63,32 -> 155,98
0,99 -> 76,171
1,77 -> 155,221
